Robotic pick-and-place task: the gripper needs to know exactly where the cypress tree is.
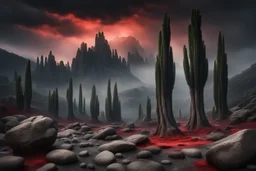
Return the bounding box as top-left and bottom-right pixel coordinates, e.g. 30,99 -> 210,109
105,79 -> 112,121
24,60 -> 32,110
144,96 -> 151,121
83,97 -> 86,114
55,88 -> 59,117
90,85 -> 99,121
74,98 -> 77,112
137,104 -> 143,121
183,9 -> 211,129
14,70 -> 18,82
179,109 -> 182,118
112,83 -> 121,122
79,84 -> 83,114
16,76 -> 24,109
155,13 -> 182,137
66,78 -> 74,119
48,90 -> 51,112
213,32 -> 230,120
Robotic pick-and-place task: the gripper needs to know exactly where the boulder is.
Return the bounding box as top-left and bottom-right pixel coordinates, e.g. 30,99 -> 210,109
5,119 -> 20,131
5,116 -> 57,152
94,150 -> 115,166
65,122 -> 81,130
125,134 -> 149,145
168,151 -> 185,159
0,133 -> 7,146
181,148 -> 202,158
0,156 -> 24,171
80,162 -> 87,168
98,140 -> 136,153
105,134 -> 122,141
0,121 -> 5,133
55,143 -> 73,150
84,134 -> 94,140
46,149 -> 78,164
57,129 -> 80,138
121,128 -> 133,133
36,163 -> 57,171
206,129 -> 256,170
78,150 -> 89,157
206,131 -> 228,141
137,150 -> 152,159
1,116 -> 19,124
127,159 -> 165,171
143,146 -> 162,154
160,160 -> 172,165
80,125 -> 91,132
87,163 -> 95,169
13,115 -> 27,122
93,127 -> 116,139
107,163 -> 126,171
122,159 -> 131,164
229,109 -> 251,124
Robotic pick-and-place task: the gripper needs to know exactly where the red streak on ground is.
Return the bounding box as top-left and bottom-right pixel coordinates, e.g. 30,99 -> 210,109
194,160 -> 217,171
21,153 -> 47,171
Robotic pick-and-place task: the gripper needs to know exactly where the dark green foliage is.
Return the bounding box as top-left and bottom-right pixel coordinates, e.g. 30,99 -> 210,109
66,78 -> 74,119
24,60 -> 32,110
213,32 -> 229,120
155,13 -> 182,137
105,79 -> 112,121
183,9 -> 211,129
112,83 -> 122,122
137,104 -> 143,121
15,76 -> 24,109
79,84 -> 83,114
90,85 -> 99,121
144,96 -> 151,121
48,88 -> 59,117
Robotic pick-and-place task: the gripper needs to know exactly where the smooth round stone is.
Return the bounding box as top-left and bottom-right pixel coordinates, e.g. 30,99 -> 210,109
137,150 -> 152,159
127,159 -> 165,171
87,163 -> 95,169
94,150 -> 116,166
58,143 -> 73,150
0,156 -> 24,171
84,134 -> 93,140
79,150 -> 89,157
106,163 -> 126,171
168,151 -> 185,159
115,153 -> 123,158
181,148 -> 202,158
143,146 -> 162,154
79,142 -> 89,148
46,149 -> 78,164
36,163 -> 57,171
161,160 -> 172,165
122,159 -> 131,164
71,137 -> 80,143
80,162 -> 87,168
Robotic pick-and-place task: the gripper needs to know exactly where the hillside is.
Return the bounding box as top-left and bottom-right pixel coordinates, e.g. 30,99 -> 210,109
0,48 -> 36,78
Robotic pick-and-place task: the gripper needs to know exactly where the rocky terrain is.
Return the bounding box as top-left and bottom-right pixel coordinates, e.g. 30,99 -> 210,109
0,114 -> 256,171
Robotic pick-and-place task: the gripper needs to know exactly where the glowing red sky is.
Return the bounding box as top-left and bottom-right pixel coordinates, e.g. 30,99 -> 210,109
13,11 -> 191,63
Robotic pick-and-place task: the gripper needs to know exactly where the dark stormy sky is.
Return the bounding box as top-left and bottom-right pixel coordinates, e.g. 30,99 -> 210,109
1,0 -> 256,76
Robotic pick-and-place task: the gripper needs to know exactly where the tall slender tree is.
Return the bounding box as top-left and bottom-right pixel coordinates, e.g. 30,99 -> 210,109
155,13 -> 182,137
137,104 -> 143,121
213,32 -> 230,120
183,9 -> 211,129
144,96 -> 152,121
112,83 -> 121,122
14,70 -> 18,82
66,78 -> 74,119
24,60 -> 32,110
83,97 -> 86,114
55,88 -> 59,116
105,79 -> 112,121
16,76 -> 24,109
48,88 -> 59,117
90,85 -> 99,121
79,84 -> 83,114
74,98 -> 77,112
